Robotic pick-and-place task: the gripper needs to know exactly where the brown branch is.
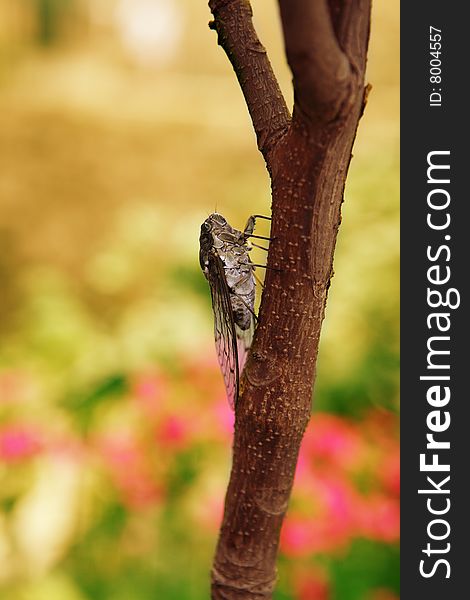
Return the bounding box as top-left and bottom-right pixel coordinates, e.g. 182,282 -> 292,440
208,1 -> 372,598
208,0 -> 291,166
328,0 -> 372,65
278,0 -> 353,124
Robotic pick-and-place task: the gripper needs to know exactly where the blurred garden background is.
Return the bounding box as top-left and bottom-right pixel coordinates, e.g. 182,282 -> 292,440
0,1 -> 399,599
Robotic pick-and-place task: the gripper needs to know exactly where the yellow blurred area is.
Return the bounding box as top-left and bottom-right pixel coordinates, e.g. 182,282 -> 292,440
0,0 -> 398,373
0,1 -> 399,597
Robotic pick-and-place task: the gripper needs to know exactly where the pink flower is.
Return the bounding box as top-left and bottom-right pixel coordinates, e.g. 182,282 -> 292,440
133,372 -> 166,419
294,452 -> 310,484
0,426 -> 42,461
98,434 -> 162,508
320,476 -> 356,525
380,454 -> 400,496
357,495 -> 400,542
281,519 -> 316,556
301,414 -> 364,472
157,415 -> 190,450
285,471 -> 361,557
213,397 -> 235,436
294,568 -> 330,600
135,374 -> 161,399
281,505 -> 353,556
287,409 -> 400,556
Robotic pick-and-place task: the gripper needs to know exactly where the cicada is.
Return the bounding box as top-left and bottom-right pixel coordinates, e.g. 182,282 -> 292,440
199,213 -> 269,409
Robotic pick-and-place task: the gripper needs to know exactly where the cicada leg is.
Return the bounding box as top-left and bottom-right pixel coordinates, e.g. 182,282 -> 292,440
251,264 -> 281,272
249,242 -> 269,251
244,214 -> 274,242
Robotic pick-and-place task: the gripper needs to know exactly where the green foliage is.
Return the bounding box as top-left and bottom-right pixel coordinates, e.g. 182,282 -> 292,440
330,541 -> 400,600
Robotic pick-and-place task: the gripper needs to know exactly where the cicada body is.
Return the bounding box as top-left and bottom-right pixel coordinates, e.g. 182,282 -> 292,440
199,213 -> 258,409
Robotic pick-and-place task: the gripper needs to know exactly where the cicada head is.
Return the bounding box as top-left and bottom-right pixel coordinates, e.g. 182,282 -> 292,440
199,213 -> 228,271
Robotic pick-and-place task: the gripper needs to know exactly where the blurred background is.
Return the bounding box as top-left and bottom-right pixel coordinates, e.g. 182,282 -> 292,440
0,1 -> 399,599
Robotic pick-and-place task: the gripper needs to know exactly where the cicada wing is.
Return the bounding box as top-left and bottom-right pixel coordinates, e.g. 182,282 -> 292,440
207,252 -> 239,410
235,317 -> 254,375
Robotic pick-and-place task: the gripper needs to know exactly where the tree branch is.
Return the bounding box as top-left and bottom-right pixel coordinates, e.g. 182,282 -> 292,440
208,1 -> 372,598
328,0 -> 372,65
209,0 -> 291,166
278,0 -> 353,124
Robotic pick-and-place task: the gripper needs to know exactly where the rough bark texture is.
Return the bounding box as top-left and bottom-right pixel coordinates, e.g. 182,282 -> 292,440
208,1 -> 371,598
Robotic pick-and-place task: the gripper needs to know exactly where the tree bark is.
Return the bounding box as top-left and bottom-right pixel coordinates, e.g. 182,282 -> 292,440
208,1 -> 371,598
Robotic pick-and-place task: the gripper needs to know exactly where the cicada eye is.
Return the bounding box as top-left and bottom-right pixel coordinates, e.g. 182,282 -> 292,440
203,221 -> 211,232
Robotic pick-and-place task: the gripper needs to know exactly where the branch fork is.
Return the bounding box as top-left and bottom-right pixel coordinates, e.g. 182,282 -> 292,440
207,1 -> 372,597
